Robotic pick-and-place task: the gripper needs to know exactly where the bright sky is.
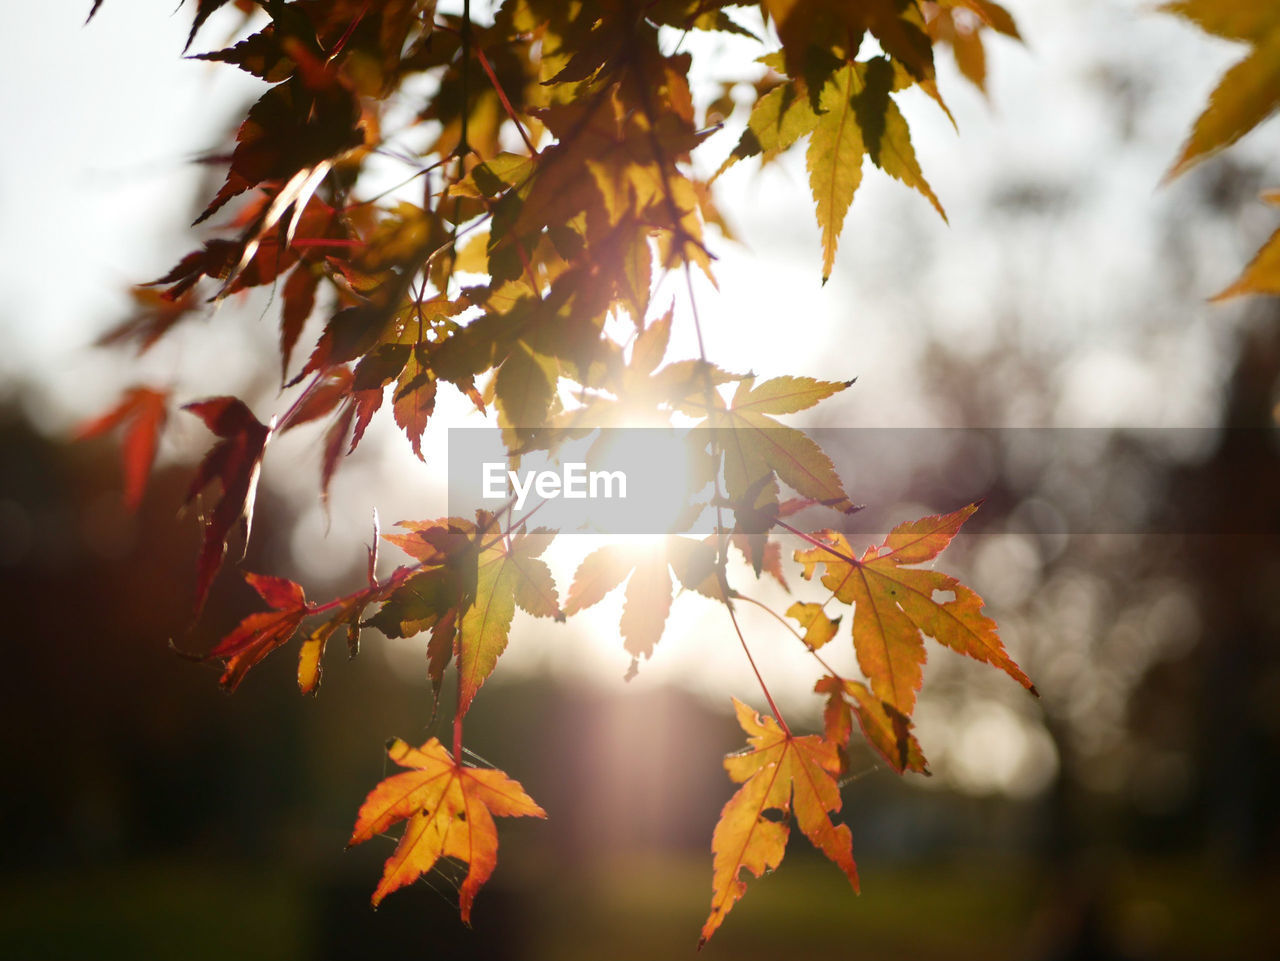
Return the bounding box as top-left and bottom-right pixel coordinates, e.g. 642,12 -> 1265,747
1,0 -> 1266,796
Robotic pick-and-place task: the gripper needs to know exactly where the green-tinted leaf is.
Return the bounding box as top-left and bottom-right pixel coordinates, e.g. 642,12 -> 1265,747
458,528 -> 562,715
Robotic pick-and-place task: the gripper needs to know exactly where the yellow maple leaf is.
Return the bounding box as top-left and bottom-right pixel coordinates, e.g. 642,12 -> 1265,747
701,699 -> 858,945
348,738 -> 546,922
1163,0 -> 1280,180
795,503 -> 1035,716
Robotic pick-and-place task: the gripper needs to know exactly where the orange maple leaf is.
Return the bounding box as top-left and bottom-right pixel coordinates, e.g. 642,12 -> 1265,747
348,738 -> 546,922
701,699 -> 858,946
204,572 -> 307,691
75,385 -> 169,510
814,674 -> 929,775
795,503 -> 1035,717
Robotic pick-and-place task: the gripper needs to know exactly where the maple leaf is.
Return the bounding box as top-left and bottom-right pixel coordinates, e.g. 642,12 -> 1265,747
378,514 -> 547,669
280,264 -> 320,380
182,0 -> 242,53
392,344 -> 437,459
188,0 -> 339,86
762,0 -> 934,83
75,386 -> 169,510
193,24 -> 302,84
348,737 -> 546,921
732,532 -> 789,589
297,527 -> 389,695
701,698 -> 858,946
331,293 -> 469,462
458,526 -> 563,716
1162,1 -> 1280,181
786,601 -> 839,649
86,0 -> 1034,938
292,304 -> 396,387
807,65 -> 866,282
296,584 -> 383,693
368,567 -> 461,674
207,520 -> 394,695
197,40 -> 364,224
145,191 -> 349,305
225,193 -> 351,296
720,51 -> 942,279
715,72 -> 820,180
809,57 -> 945,280
205,572 -> 308,691
564,536 -> 718,663
322,387 -> 385,499
95,287 -> 200,353
794,503 -> 1035,716
88,0 -> 240,40
369,516 -> 485,700
183,397 -> 272,614
1161,3 -> 1280,301
697,375 -> 858,517
814,674 -> 928,775
647,0 -> 757,37
145,239 -> 244,301
1213,192 -> 1280,300
280,342 -> 388,501
924,0 -> 1020,95
852,58 -> 944,216
494,342 -> 559,430
481,40 -> 714,279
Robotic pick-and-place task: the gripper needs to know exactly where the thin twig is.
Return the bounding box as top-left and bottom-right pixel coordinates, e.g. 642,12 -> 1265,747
733,592 -> 843,679
327,0 -> 370,61
773,517 -> 860,567
719,583 -> 791,735
476,43 -> 539,155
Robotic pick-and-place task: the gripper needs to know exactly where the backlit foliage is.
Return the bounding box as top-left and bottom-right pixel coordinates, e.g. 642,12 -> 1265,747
83,0 -> 1038,941
1163,0 -> 1280,299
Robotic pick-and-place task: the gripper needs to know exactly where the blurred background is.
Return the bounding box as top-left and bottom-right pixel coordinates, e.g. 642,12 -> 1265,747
2,1 -> 1278,958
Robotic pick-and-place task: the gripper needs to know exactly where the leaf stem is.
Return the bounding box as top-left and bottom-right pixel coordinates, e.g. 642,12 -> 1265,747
474,43 -> 539,156
719,584 -> 791,736
285,237 -> 364,249
681,265 -> 724,568
680,260 -> 787,732
773,517 -> 860,567
306,596 -> 348,616
733,592 -> 843,679
459,0 -> 472,161
454,658 -> 465,764
345,157 -> 448,209
304,565 -> 414,617
327,0 -> 370,61
475,496 -> 549,556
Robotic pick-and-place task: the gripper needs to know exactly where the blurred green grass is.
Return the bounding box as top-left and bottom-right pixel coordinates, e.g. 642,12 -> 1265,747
4,853 -> 1274,960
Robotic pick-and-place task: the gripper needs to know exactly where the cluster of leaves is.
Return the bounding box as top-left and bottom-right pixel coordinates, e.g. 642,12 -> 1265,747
1164,1 -> 1280,298
83,0 -> 1033,943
